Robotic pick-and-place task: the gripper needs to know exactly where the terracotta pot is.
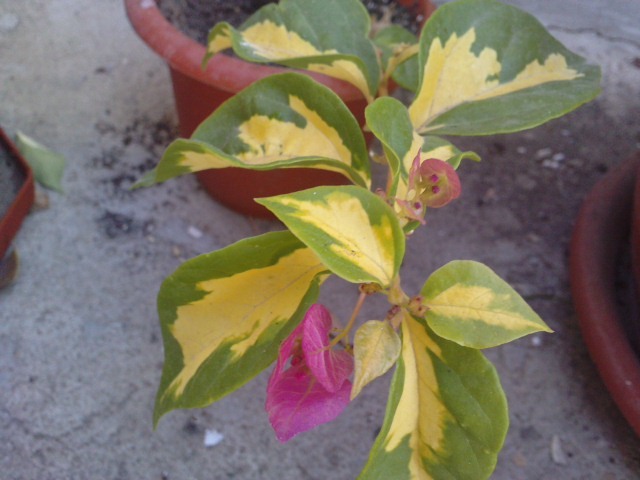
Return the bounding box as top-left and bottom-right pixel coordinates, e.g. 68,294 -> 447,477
0,127 -> 35,261
570,152 -> 640,436
124,0 -> 436,217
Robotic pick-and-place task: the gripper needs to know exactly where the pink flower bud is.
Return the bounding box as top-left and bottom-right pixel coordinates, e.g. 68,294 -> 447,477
418,158 -> 461,208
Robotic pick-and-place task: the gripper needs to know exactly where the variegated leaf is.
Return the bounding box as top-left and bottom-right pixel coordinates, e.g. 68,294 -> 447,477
409,0 -> 601,135
15,131 -> 66,193
390,50 -> 420,93
257,186 -> 405,287
358,313 -> 508,480
373,25 -> 419,92
366,96 -> 479,199
351,320 -> 401,400
204,0 -> 380,101
138,73 -> 370,189
421,260 -> 552,349
154,231 -> 329,425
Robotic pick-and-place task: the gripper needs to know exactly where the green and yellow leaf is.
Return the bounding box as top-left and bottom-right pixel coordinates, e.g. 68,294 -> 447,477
257,186 -> 405,288
366,96 -> 479,199
204,0 -> 380,100
15,131 -> 66,193
138,73 -> 370,189
373,25 -> 419,92
153,231 -> 329,425
351,320 -> 401,400
409,0 -> 601,135
421,260 -> 552,349
358,313 -> 508,480
390,50 -> 420,93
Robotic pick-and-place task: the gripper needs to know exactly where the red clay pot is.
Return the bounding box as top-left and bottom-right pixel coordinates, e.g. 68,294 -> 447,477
124,0 -> 436,217
570,152 -> 640,437
0,127 -> 35,261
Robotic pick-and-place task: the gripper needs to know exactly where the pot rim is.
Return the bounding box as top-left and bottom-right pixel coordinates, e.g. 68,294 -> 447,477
570,152 -> 640,437
0,127 -> 35,260
123,0 -> 426,100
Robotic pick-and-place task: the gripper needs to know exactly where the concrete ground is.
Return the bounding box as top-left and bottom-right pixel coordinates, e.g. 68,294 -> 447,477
1,0 -> 639,478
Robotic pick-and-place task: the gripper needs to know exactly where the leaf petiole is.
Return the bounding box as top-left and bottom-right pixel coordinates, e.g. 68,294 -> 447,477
330,291 -> 368,348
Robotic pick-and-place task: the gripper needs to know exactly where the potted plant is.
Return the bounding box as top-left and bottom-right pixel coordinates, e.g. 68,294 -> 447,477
139,0 -> 600,477
126,0 -> 436,217
570,152 -> 640,437
0,127 -> 35,288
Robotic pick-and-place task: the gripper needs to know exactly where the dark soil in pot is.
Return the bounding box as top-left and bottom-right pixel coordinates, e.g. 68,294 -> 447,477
158,0 -> 425,45
0,142 -> 26,220
616,240 -> 640,357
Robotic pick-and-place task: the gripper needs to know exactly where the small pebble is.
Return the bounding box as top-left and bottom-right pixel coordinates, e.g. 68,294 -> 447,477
535,147 -> 553,159
516,146 -> 527,155
542,158 -> 562,169
531,335 -> 542,347
33,190 -> 50,210
188,225 -> 203,239
204,429 -> 224,447
551,435 -> 568,465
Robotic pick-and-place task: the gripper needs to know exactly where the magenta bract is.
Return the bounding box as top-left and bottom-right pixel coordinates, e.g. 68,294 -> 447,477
266,304 -> 353,442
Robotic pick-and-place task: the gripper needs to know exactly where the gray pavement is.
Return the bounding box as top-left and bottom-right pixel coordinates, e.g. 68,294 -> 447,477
1,0 -> 640,478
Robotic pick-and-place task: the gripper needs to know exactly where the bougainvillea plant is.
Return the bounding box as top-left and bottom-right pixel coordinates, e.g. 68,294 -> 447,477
139,0 -> 600,477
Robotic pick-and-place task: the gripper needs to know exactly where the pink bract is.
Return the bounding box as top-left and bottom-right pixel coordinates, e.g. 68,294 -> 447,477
266,304 -> 353,443
419,158 -> 461,208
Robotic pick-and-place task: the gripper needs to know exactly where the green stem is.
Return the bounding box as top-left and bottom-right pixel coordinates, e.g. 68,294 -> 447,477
378,76 -> 390,98
331,291 -> 368,348
385,165 -> 394,198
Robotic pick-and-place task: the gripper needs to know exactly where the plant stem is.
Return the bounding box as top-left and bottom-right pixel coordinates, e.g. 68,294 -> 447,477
385,166 -> 394,198
378,77 -> 389,98
331,291 -> 368,347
